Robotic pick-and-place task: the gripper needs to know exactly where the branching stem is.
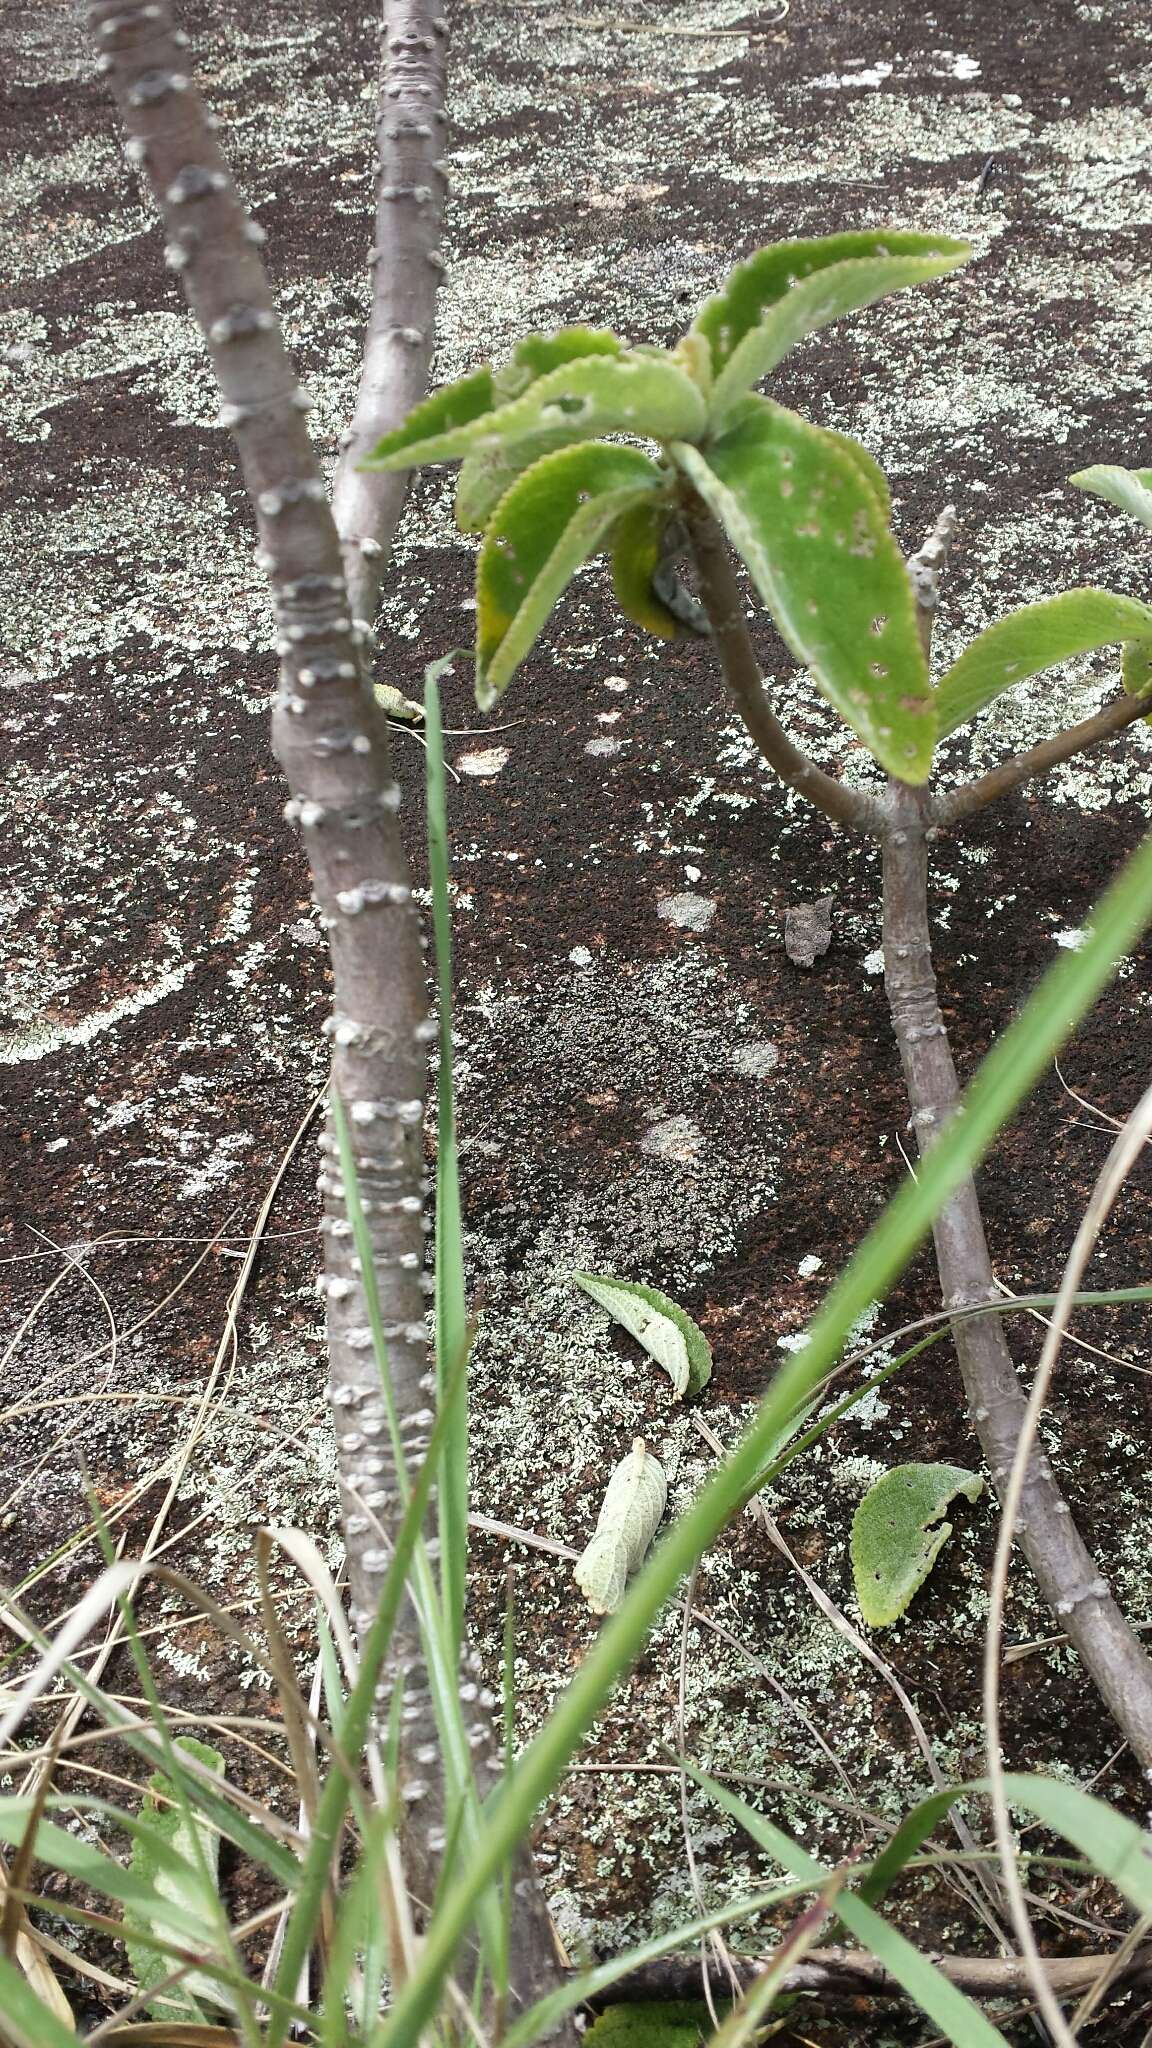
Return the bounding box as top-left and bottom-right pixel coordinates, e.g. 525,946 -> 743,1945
934,690 -> 1152,826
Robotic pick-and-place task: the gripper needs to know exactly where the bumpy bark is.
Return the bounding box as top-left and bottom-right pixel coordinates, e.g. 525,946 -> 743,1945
86,1 -> 569,2020
329,0 -> 449,629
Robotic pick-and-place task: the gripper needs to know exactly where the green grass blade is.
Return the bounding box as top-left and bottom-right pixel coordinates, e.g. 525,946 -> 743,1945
376,821 -> 1152,2048
687,1768 -> 1006,2048
424,655 -> 470,1655
0,1951 -> 87,2048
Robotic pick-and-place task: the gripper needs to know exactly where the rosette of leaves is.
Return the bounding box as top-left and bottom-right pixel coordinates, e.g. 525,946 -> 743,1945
362,234 -> 1152,783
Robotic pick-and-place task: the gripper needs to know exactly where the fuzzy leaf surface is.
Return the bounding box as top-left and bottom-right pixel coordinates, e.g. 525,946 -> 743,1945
584,2003 -> 722,2048
125,1738 -> 228,2021
852,1463 -> 982,1628
358,363 -> 496,470
456,330 -> 628,531
935,588 -> 1152,738
609,501 -> 691,640
690,232 -> 969,422
574,1441 -> 668,1615
574,1271 -> 712,1397
476,443 -> 664,704
366,351 -> 706,472
673,398 -> 934,778
1070,463 -> 1152,529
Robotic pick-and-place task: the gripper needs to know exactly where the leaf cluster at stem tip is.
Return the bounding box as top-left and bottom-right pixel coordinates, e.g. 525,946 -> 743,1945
361,231 -> 1152,783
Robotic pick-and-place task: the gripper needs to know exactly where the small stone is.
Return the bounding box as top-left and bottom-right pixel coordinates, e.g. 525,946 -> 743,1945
784,895 -> 834,967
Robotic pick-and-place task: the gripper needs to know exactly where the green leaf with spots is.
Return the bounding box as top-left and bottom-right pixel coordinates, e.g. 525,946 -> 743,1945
610,500 -> 688,640
934,588 -> 1152,738
822,427 -> 892,520
852,1463 -> 983,1629
574,1440 -> 668,1616
690,232 -> 970,424
1124,639 -> 1152,699
673,398 -> 934,779
1070,463 -> 1152,530
456,330 -> 630,532
573,1271 -> 713,1398
584,2003 -> 724,2048
476,442 -> 665,706
366,350 -> 706,473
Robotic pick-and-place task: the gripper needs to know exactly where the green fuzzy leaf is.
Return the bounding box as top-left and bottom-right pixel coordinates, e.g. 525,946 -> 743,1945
673,398 -> 934,779
573,1271 -> 713,1398
934,588 -> 1152,738
359,363 -> 496,470
456,330 -> 628,532
476,442 -> 665,705
1124,639 -> 1152,699
1070,463 -> 1152,530
821,427 -> 892,521
584,2002 -> 722,2048
852,1463 -> 983,1628
493,326 -> 624,402
574,1439 -> 668,1616
690,232 -> 970,424
124,1737 -> 229,2021
366,350 -> 706,473
610,500 -> 688,640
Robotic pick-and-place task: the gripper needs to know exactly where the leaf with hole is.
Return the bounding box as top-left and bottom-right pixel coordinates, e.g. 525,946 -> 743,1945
690,232 -> 970,424
124,1737 -> 229,2021
852,1462 -> 983,1628
934,588 -> 1152,738
573,1271 -> 712,1397
1070,463 -> 1152,530
574,1440 -> 668,1616
673,397 -> 934,779
365,350 -> 706,474
475,442 -> 665,705
456,329 -> 627,531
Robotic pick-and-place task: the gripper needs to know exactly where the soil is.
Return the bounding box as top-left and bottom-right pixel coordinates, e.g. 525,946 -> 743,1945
3,0 -> 1152,2042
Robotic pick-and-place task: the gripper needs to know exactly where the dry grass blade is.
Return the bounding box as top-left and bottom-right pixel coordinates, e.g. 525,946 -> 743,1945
983,1075 -> 1152,2048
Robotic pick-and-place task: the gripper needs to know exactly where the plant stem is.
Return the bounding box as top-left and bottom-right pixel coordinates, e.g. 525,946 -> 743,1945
882,779 -> 1152,1770
592,1942 -> 1152,2004
88,2 -> 569,2016
683,502 -> 887,835
933,691 -> 1152,827
329,0 -> 449,629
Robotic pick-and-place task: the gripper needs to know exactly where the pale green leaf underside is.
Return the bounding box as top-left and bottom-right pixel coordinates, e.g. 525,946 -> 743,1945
935,588 -> 1152,738
574,1442 -> 668,1615
365,351 -> 706,472
126,1737 -> 228,2019
673,399 -> 934,780
690,232 -> 969,424
852,1462 -> 983,1628
573,1272 -> 713,1398
476,443 -> 664,705
1070,463 -> 1152,531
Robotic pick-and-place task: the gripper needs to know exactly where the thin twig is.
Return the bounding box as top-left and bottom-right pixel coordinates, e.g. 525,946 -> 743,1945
588,1943 -> 1152,2004
982,1078 -> 1152,2047
933,691 -> 1152,827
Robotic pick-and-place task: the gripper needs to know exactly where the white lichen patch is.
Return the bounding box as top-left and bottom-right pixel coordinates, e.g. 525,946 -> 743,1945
656,890 -> 717,930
